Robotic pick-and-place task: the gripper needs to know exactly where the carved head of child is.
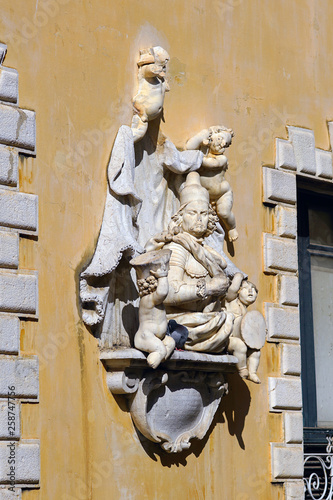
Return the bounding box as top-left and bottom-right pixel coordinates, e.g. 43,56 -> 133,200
151,46 -> 169,77
238,280 -> 258,306
138,46 -> 169,78
208,126 -> 234,155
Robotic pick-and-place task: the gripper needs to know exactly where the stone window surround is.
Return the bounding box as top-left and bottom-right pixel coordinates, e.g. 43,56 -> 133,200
263,123 -> 333,500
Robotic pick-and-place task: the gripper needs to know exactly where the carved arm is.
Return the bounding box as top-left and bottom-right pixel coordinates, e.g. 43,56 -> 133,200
225,272 -> 244,302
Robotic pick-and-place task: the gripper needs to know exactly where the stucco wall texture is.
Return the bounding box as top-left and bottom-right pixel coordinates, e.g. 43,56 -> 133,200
1,0 -> 332,498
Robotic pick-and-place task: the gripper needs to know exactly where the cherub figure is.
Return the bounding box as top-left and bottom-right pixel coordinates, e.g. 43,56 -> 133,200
186,126 -> 238,242
130,249 -> 175,369
224,273 -> 266,383
131,46 -> 170,143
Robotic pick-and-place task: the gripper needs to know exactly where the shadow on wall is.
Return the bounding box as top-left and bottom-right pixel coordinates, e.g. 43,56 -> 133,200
219,373 -> 251,450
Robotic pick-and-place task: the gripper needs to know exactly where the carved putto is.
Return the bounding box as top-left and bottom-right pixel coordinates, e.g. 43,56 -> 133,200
131,46 -> 170,142
130,249 -> 175,369
80,46 -> 266,453
186,126 -> 238,242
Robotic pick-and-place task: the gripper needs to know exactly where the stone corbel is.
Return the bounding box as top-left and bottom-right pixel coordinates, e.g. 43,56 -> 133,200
101,349 -> 237,453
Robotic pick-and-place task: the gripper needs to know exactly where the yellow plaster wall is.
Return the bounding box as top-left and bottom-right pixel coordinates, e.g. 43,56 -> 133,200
1,0 -> 333,498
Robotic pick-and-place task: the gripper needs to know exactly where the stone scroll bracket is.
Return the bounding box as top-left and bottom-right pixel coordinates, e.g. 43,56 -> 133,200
101,348 -> 238,454
0,43 -> 40,497
262,123 -> 333,500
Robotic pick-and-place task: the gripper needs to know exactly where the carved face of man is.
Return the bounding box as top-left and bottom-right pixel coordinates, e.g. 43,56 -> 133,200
181,200 -> 209,238
239,281 -> 258,306
210,131 -> 232,155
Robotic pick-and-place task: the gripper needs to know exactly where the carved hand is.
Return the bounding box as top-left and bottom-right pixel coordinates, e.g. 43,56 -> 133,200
206,273 -> 229,297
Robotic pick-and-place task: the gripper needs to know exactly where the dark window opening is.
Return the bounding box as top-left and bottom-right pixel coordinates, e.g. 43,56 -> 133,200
297,186 -> 333,442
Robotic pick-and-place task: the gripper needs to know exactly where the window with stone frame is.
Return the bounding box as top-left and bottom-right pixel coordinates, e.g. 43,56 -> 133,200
297,183 -> 333,498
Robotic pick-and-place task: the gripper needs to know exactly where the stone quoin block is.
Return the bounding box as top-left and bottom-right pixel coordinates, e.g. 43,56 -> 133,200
315,148 -> 333,179
284,480 -> 305,500
275,138 -> 297,170
0,232 -> 18,269
0,314 -> 20,354
0,400 -> 20,439
0,104 -> 35,153
0,273 -> 37,315
0,441 -> 39,483
282,344 -> 301,376
284,412 -> 303,444
268,377 -> 302,411
264,234 -> 298,273
0,146 -> 18,187
265,304 -> 300,341
280,275 -> 299,306
275,206 -> 297,238
271,444 -> 304,480
0,488 -> 22,499
0,357 -> 38,398
0,67 -> 18,105
288,126 -> 316,175
263,167 -> 296,205
0,189 -> 37,232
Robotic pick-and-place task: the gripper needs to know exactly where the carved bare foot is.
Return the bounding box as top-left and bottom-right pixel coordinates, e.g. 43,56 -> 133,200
248,372 -> 261,384
163,335 -> 176,359
228,228 -> 239,242
147,351 -> 164,369
238,367 -> 249,379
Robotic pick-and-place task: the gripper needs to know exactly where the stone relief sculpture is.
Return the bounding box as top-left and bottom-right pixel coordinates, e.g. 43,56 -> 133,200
225,274 -> 266,383
80,46 -> 266,453
131,46 -> 170,143
146,172 -> 235,353
130,249 -> 175,369
186,126 -> 238,242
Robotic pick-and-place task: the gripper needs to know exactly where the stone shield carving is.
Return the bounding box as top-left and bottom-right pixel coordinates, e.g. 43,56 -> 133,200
102,349 -> 237,453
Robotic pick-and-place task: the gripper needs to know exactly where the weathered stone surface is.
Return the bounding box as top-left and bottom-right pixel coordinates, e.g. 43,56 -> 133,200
276,206 -> 297,238
276,138 -> 297,170
0,400 -> 20,439
263,167 -> 296,205
0,314 -> 20,355
0,233 -> 18,269
0,104 -> 35,153
284,412 -> 303,444
0,273 -> 37,315
0,441 -> 39,483
264,234 -> 298,273
271,444 -> 303,480
0,190 -> 37,232
0,488 -> 21,499
280,275 -> 299,306
288,126 -> 316,175
0,146 -> 18,187
282,344 -> 301,376
0,68 -> 18,105
315,148 -> 333,179
284,480 -> 305,500
269,377 -> 302,411
265,304 -> 300,341
0,357 -> 38,398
